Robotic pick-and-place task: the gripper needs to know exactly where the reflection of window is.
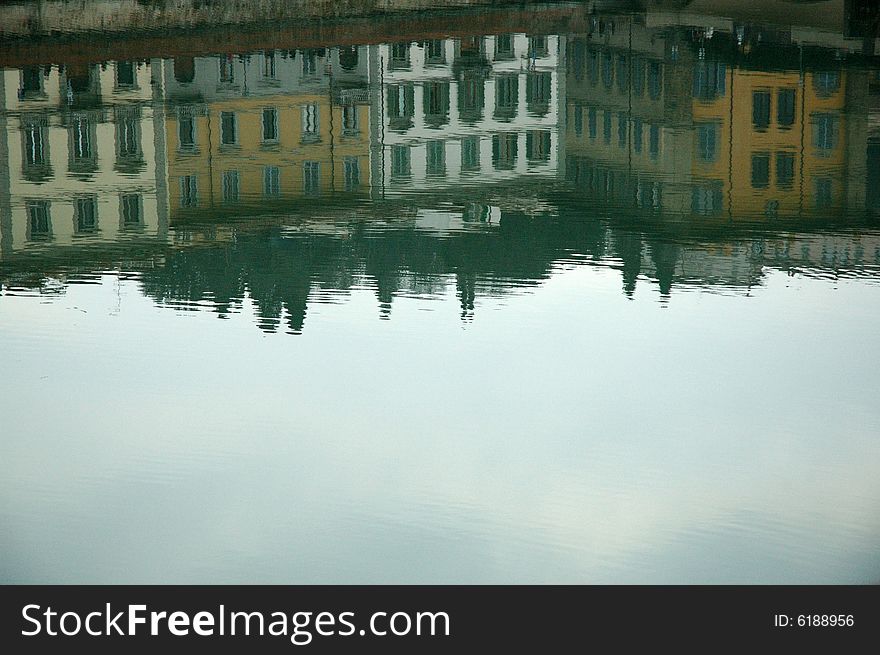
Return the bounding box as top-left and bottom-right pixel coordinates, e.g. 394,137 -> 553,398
633,118 -> 643,153
173,57 -> 195,83
588,107 -> 597,139
303,161 -> 321,195
494,74 -> 518,120
648,61 -> 662,99
751,153 -> 770,188
752,91 -> 771,130
603,110 -> 612,144
812,113 -> 839,154
116,61 -> 136,87
588,49 -> 599,84
461,136 -> 480,172
74,196 -> 98,234
220,111 -> 237,145
618,112 -> 627,148
121,194 -> 143,228
21,117 -> 51,181
616,55 -> 628,93
178,109 -> 196,150
572,40 -> 586,83
180,175 -> 198,207
632,58 -> 645,97
495,34 -> 514,60
342,105 -> 359,135
492,133 -> 518,170
115,106 -> 143,173
301,104 -> 320,142
459,35 -> 484,57
302,50 -> 319,76
636,181 -> 662,210
696,123 -> 717,162
692,61 -> 726,101
600,170 -> 614,200
390,42 -> 410,70
120,194 -> 142,228
815,178 -> 833,208
458,76 -> 484,122
264,166 -> 280,197
528,35 -> 548,58
219,56 -> 235,83
426,140 -> 446,177
339,46 -> 359,71
649,124 -> 660,160
116,109 -> 141,158
262,108 -> 278,142
812,72 -> 840,98
26,200 -> 51,240
20,67 -> 42,96
343,157 -> 360,191
391,145 -> 411,180
564,157 -> 588,186
574,105 -> 583,137
777,89 -> 796,128
68,69 -> 94,94
526,130 -> 551,161
423,81 -> 450,126
69,114 -> 97,174
261,51 -> 276,78
70,116 -> 93,160
425,40 -> 445,65
525,71 -> 551,115
463,203 -> 491,224
692,184 -> 723,216
23,122 -> 46,165
602,52 -> 613,89
222,170 -> 240,203
387,84 -> 414,130
776,152 -> 795,189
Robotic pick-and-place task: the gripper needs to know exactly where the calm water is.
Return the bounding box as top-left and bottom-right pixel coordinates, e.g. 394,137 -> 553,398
1,1 -> 880,584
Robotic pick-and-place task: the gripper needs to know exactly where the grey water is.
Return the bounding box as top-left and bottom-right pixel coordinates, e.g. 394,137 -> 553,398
1,1 -> 879,583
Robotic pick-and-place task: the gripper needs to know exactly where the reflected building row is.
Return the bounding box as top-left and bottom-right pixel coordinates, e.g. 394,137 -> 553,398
1,34 -> 568,255
1,18 -> 879,307
563,13 -> 879,220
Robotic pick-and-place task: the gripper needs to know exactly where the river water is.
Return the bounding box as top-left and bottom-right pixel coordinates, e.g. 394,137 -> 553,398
1,2 -> 879,583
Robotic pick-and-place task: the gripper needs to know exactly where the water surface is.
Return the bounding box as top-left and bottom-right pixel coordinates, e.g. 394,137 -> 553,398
1,1 -> 879,583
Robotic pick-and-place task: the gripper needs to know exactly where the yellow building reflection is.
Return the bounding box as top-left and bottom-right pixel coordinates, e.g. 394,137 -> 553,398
160,49 -> 373,222
692,68 -> 848,218
563,14 -> 874,221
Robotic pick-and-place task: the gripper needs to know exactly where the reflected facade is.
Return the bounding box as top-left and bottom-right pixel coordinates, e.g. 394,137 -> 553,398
1,3 -> 879,328
1,62 -> 166,253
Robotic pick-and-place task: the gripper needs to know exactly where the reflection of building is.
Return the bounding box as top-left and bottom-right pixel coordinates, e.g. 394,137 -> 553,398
0,61 -> 168,258
160,47 -> 374,222
373,34 -> 565,197
848,67 -> 880,216
2,8 -> 880,313
565,16 -> 688,214
692,66 -> 849,218
563,13 -> 878,221
560,13 -> 880,298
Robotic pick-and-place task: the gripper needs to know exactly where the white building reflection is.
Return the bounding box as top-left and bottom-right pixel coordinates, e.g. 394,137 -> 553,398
374,34 -> 565,195
0,61 -> 168,255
